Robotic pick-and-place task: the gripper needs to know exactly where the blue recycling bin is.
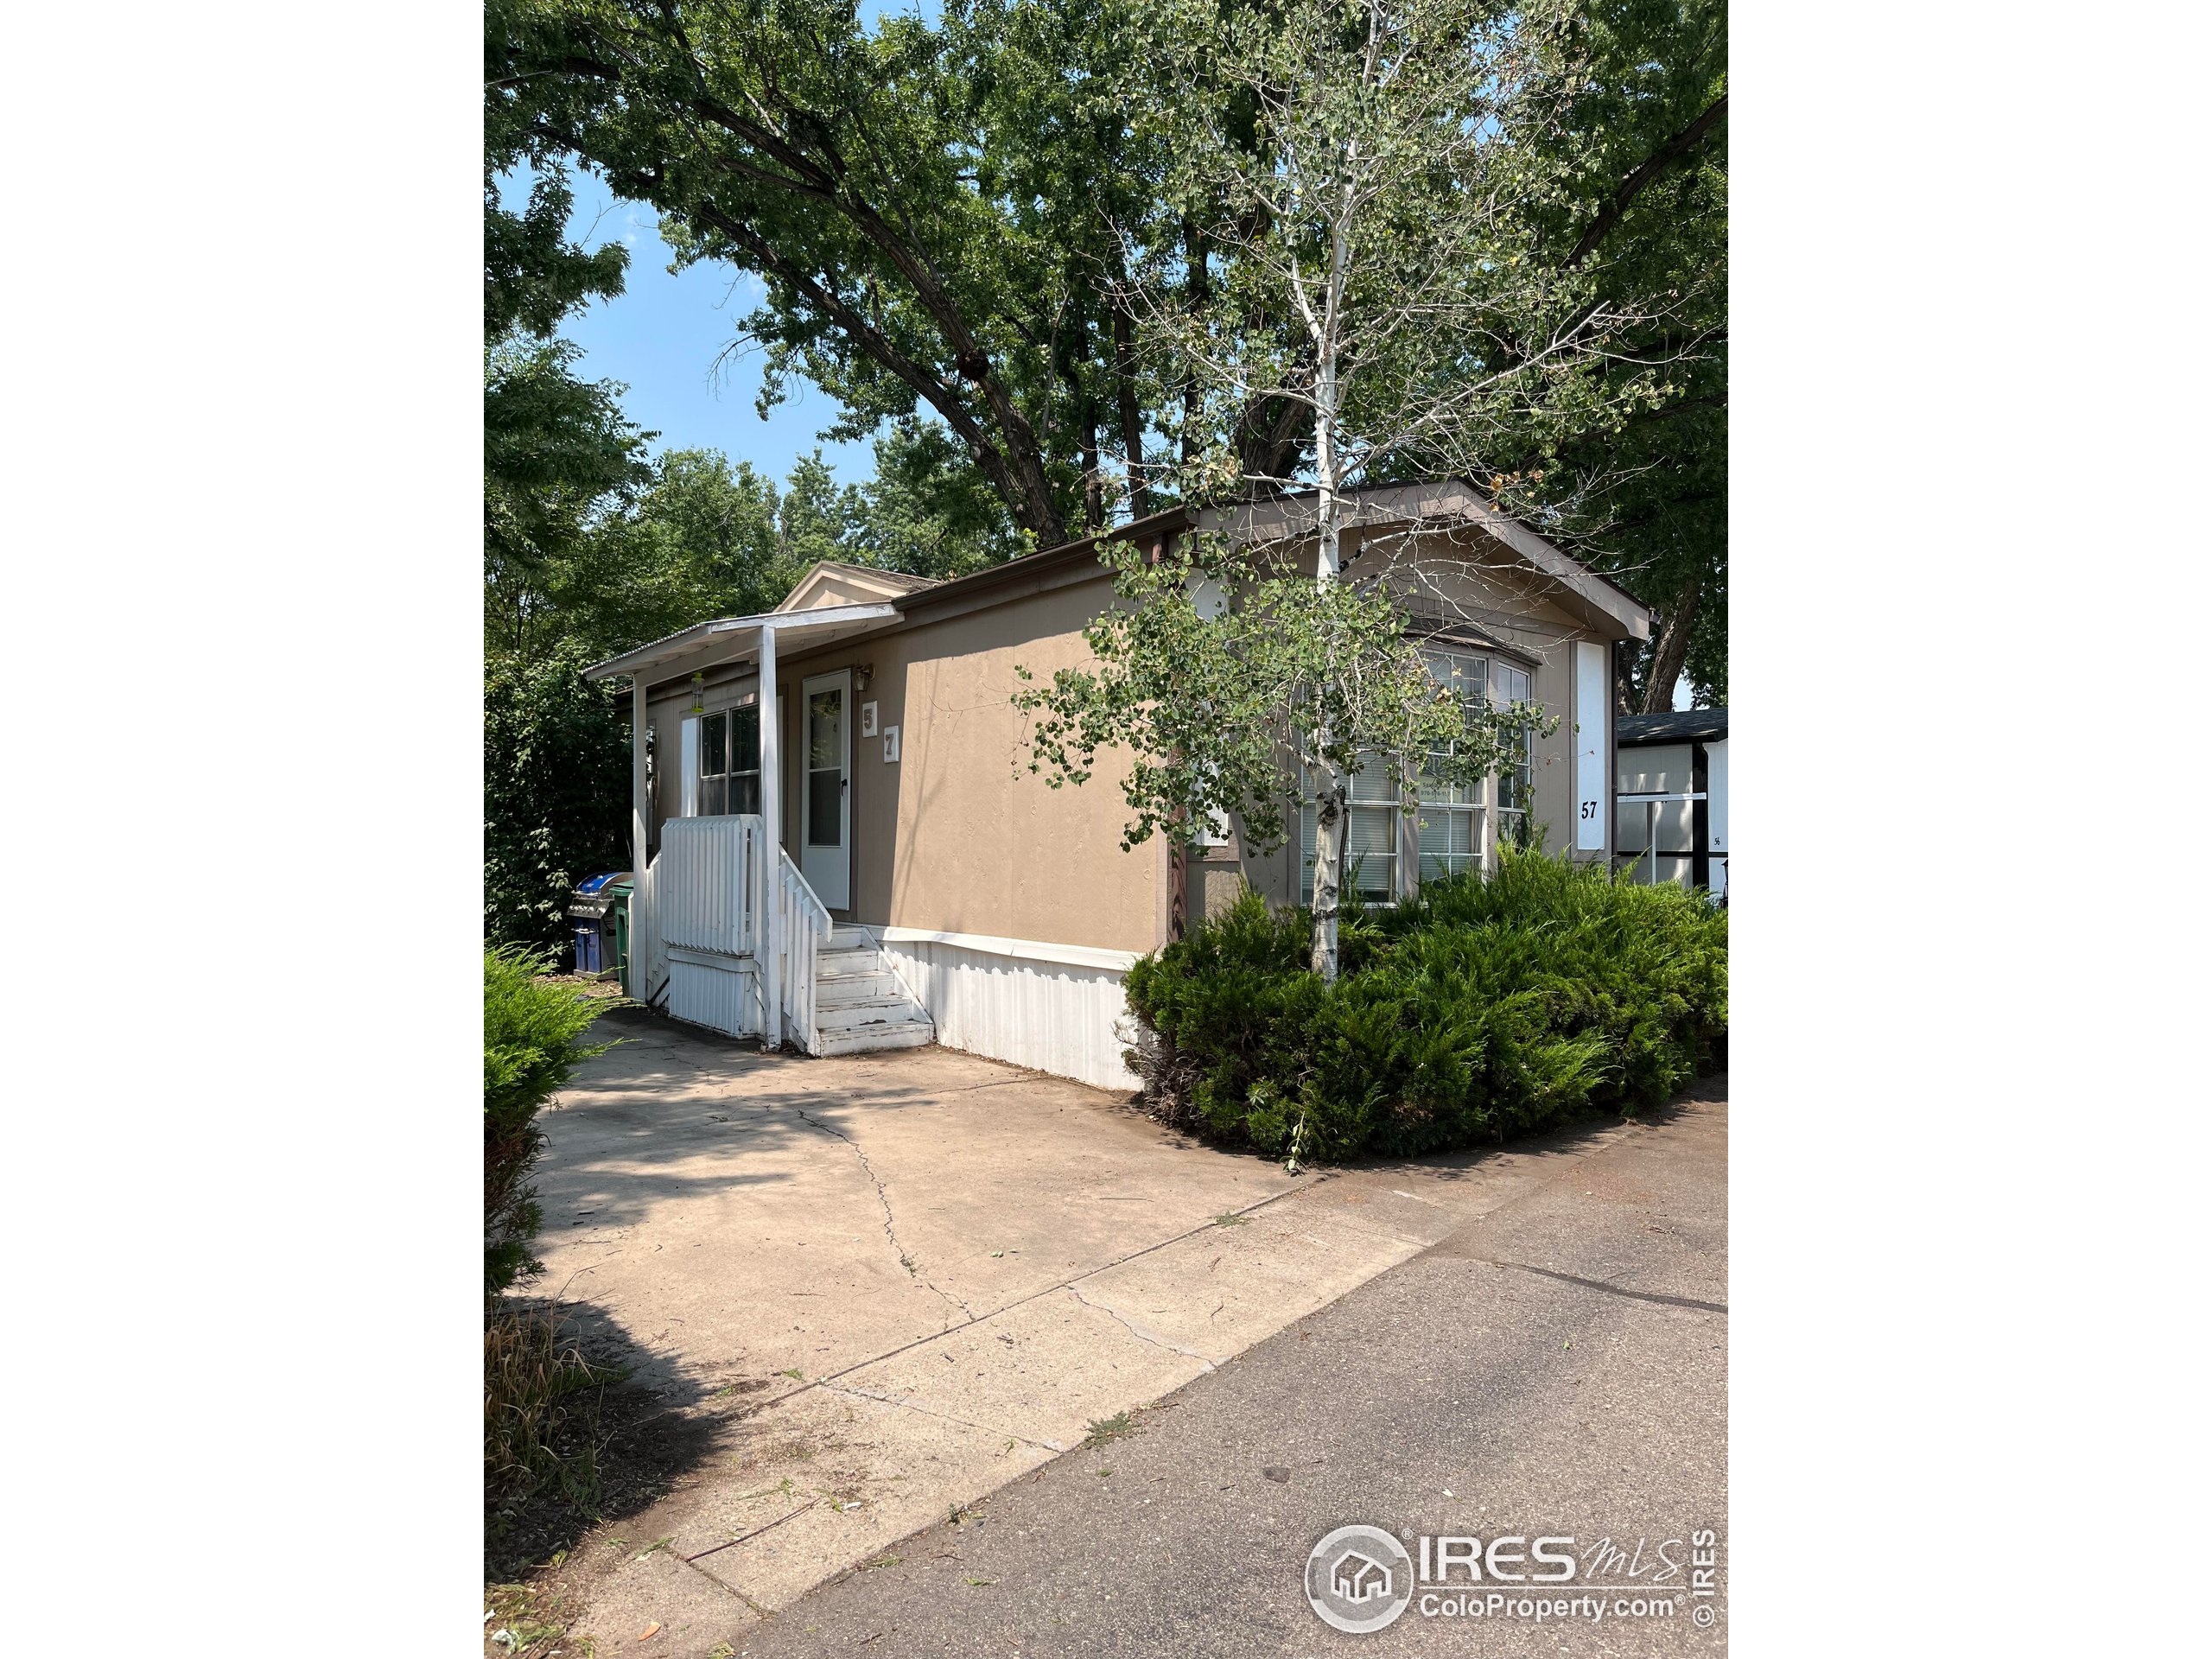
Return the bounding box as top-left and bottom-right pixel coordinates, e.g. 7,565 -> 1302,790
565,873 -> 629,975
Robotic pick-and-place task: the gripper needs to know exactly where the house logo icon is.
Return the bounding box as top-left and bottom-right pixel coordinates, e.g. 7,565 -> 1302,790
1306,1525 -> 1414,1633
1333,1550 -> 1393,1603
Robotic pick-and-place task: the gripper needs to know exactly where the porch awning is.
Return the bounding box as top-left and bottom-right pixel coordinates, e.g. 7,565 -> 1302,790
580,601 -> 901,687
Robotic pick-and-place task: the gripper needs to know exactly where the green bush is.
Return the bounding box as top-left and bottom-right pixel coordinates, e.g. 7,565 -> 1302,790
485,645 -> 632,960
1122,849 -> 1726,1162
485,946 -> 616,1298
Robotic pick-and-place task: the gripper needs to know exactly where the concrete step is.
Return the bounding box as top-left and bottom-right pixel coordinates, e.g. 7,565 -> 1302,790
811,1018 -> 935,1057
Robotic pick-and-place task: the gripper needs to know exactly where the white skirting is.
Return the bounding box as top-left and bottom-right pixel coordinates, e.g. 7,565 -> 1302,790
664,949 -> 759,1039
875,932 -> 1141,1091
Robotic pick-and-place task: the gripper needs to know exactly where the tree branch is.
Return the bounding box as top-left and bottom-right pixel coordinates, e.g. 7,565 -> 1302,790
1566,92 -> 1727,269
508,33 -> 1070,543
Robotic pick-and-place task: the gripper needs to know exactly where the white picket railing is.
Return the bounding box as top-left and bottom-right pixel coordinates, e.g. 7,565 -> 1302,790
656,815 -> 766,956
777,844 -> 833,1051
636,813 -> 832,1052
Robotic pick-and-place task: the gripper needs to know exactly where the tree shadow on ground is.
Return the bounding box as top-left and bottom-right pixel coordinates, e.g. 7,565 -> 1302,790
485,1297 -> 722,1586
1328,1066 -> 1730,1185
531,1001 -> 1217,1242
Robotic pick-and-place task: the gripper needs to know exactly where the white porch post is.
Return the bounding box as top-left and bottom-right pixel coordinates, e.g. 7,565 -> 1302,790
630,674 -> 649,999
759,622 -> 782,1046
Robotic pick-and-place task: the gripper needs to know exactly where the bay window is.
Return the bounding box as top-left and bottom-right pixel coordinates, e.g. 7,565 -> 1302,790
1492,661 -> 1533,849
1294,645 -> 1539,905
1417,650 -> 1488,883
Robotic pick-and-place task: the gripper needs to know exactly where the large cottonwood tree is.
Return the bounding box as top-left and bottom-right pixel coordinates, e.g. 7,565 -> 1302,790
486,0 -> 1183,549
1516,0 -> 1727,709
1057,0 -> 1681,979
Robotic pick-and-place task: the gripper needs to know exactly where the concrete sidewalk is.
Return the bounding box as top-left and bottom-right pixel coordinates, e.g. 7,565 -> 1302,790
508,1010 -> 1694,1656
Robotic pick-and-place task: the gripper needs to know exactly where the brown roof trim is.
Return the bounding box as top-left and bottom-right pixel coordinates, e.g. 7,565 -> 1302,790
893,504 -> 1198,620
1402,616 -> 1543,670
1213,479 -> 1650,619
887,484 -> 1645,639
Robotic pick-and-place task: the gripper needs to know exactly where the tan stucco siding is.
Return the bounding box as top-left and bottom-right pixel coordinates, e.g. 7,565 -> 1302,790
630,521 -> 1627,941
772,571 -> 1162,954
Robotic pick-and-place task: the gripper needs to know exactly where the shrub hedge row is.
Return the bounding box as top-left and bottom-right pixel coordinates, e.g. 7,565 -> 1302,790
485,945 -> 615,1298
1122,850 -> 1726,1162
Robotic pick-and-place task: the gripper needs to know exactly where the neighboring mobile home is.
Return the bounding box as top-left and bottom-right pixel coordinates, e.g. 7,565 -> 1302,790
583,482 -> 1650,1089
1614,707 -> 1729,899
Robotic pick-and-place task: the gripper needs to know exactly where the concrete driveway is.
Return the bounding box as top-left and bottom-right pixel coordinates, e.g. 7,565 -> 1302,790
724,1084 -> 1728,1657
510,1008 -> 1693,1656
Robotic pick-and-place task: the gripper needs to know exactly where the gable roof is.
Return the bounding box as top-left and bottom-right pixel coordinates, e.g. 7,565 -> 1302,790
1210,480 -> 1649,639
893,482 -> 1649,640
775,560 -> 941,613
584,484 -> 1649,686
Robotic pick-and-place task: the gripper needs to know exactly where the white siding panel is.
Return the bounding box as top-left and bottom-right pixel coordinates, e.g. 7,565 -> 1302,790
1617,743 -> 1694,796
680,717 -> 700,817
880,938 -> 1140,1092
665,955 -> 759,1039
1573,641 -> 1607,850
1705,739 -> 1728,855
1706,738 -> 1728,900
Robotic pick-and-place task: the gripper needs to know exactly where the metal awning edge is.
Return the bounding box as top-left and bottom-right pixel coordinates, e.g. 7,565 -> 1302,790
581,602 -> 900,682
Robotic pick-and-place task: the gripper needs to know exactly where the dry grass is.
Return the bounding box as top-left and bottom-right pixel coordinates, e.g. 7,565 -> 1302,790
486,1304 -> 623,1518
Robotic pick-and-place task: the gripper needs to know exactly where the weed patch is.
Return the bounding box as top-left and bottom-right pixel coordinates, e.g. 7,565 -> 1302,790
1084,1411 -> 1138,1445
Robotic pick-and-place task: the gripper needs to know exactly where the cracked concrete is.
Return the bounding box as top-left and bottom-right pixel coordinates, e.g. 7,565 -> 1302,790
518,1010 -> 1669,1657
791,1103 -> 975,1323
1064,1283 -> 1219,1370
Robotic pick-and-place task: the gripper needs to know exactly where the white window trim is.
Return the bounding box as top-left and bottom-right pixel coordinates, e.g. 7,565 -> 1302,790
693,697 -> 765,818
1416,646 -> 1492,887
1490,659 -> 1534,861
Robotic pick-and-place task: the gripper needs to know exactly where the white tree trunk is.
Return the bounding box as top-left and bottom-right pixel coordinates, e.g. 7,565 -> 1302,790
1307,313 -> 1346,982
1309,766 -> 1346,980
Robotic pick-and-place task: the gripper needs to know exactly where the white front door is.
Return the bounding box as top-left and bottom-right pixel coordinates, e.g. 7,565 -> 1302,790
799,670 -> 852,910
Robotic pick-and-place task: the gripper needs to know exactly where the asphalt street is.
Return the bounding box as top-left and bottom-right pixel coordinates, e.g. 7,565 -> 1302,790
728,1079 -> 1727,1658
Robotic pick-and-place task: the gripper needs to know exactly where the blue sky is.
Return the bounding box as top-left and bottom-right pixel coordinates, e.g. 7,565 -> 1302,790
497,0 -> 928,486
496,164 -> 876,483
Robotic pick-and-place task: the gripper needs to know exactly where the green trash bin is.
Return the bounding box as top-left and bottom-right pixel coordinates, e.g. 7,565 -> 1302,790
608,878 -> 635,989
